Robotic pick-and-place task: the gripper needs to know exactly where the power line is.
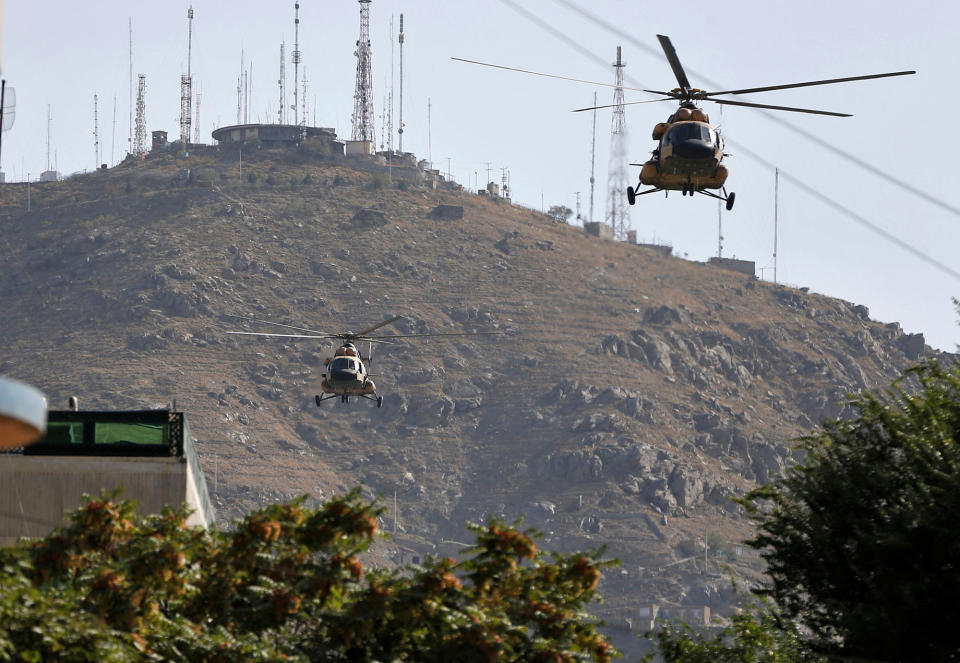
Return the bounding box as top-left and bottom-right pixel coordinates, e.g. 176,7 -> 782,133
547,0 -> 960,219
733,139 -> 960,282
494,0 -> 960,284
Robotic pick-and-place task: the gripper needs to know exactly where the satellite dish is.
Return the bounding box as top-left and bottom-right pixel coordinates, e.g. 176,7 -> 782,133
0,376 -> 47,450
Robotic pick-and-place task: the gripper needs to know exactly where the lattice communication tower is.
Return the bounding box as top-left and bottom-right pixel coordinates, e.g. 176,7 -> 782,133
605,46 -> 630,240
351,0 -> 375,142
134,75 -> 147,157
179,6 -> 194,148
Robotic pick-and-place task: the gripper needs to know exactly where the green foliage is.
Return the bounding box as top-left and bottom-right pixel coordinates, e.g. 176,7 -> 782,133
740,362 -> 960,661
644,597 -> 825,663
246,172 -> 257,184
0,490 -> 617,662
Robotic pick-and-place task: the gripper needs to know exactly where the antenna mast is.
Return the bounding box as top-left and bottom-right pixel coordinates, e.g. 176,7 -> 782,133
387,14 -> 394,152
93,94 -> 100,168
179,6 -> 194,149
278,42 -> 286,124
128,18 -> 133,155
398,14 -> 405,152
134,75 -> 147,157
46,105 -> 51,172
589,91 -> 597,224
774,168 -> 779,283
605,46 -> 630,240
194,86 -> 201,143
292,2 -> 301,126
301,65 -> 308,128
351,0 -> 375,143
111,96 -> 117,165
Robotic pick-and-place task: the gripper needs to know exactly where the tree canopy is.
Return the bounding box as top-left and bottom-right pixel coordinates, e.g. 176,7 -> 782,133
644,597 -> 825,663
0,489 -> 617,662
741,362 -> 960,662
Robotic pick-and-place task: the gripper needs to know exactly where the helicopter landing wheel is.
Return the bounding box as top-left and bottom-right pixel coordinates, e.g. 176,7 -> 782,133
315,395 -> 322,407
377,396 -> 383,408
626,186 -> 636,205
725,192 -> 736,211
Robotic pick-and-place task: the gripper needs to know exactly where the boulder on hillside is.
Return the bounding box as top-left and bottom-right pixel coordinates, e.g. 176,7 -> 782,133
349,208 -> 388,228
430,204 -> 464,220
897,332 -> 925,360
310,261 -> 342,279
643,305 -> 683,326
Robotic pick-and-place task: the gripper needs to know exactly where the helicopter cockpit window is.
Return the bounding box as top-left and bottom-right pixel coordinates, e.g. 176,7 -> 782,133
330,358 -> 353,372
666,123 -> 714,145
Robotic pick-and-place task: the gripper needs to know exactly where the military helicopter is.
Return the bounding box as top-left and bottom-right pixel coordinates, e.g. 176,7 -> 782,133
226,315 -> 497,408
453,36 -> 914,210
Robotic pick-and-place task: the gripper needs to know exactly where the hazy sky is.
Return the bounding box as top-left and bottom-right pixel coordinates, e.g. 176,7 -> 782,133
2,1 -> 958,350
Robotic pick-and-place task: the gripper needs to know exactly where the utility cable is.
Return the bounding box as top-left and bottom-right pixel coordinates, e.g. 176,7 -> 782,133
547,0 -> 960,219
494,0 -> 960,283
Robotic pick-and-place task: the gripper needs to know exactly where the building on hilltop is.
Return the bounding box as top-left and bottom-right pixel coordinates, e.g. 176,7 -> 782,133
707,256 -> 755,277
0,408 -> 215,544
211,123 -> 344,154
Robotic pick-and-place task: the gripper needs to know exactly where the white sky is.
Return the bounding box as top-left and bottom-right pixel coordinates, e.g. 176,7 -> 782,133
2,1 -> 958,350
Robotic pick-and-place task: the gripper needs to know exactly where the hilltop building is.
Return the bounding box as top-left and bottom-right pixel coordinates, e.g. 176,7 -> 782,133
211,123 -> 344,153
0,408 -> 215,544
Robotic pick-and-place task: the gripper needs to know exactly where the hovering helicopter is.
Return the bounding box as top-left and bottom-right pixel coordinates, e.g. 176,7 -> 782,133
226,315 -> 497,408
453,36 -> 914,210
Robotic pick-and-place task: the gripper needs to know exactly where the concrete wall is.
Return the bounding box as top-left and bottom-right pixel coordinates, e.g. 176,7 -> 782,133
345,140 -> 373,156
584,222 -> 614,240
0,455 -> 210,545
638,242 -> 673,257
708,256 -> 755,276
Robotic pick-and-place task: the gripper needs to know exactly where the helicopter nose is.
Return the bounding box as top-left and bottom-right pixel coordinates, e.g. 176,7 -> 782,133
330,369 -> 356,382
673,139 -> 713,160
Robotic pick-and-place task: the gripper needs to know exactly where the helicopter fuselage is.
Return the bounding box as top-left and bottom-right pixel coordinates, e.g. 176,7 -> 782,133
640,113 -> 728,192
320,345 -> 377,398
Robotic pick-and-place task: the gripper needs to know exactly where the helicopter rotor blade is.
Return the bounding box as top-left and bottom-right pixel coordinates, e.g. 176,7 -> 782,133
223,314 -> 331,336
704,70 -> 916,97
572,97 -> 673,112
360,331 -> 505,339
451,57 -> 649,93
226,331 -> 337,340
710,98 -> 852,117
657,35 -> 692,93
350,315 -> 406,338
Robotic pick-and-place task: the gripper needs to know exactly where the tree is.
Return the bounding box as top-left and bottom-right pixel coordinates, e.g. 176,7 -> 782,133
644,597 -> 825,663
740,362 -> 960,662
0,489 -> 617,662
547,205 -> 573,224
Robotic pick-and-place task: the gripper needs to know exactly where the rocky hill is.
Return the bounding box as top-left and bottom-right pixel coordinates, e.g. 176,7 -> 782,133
0,143 -> 948,653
